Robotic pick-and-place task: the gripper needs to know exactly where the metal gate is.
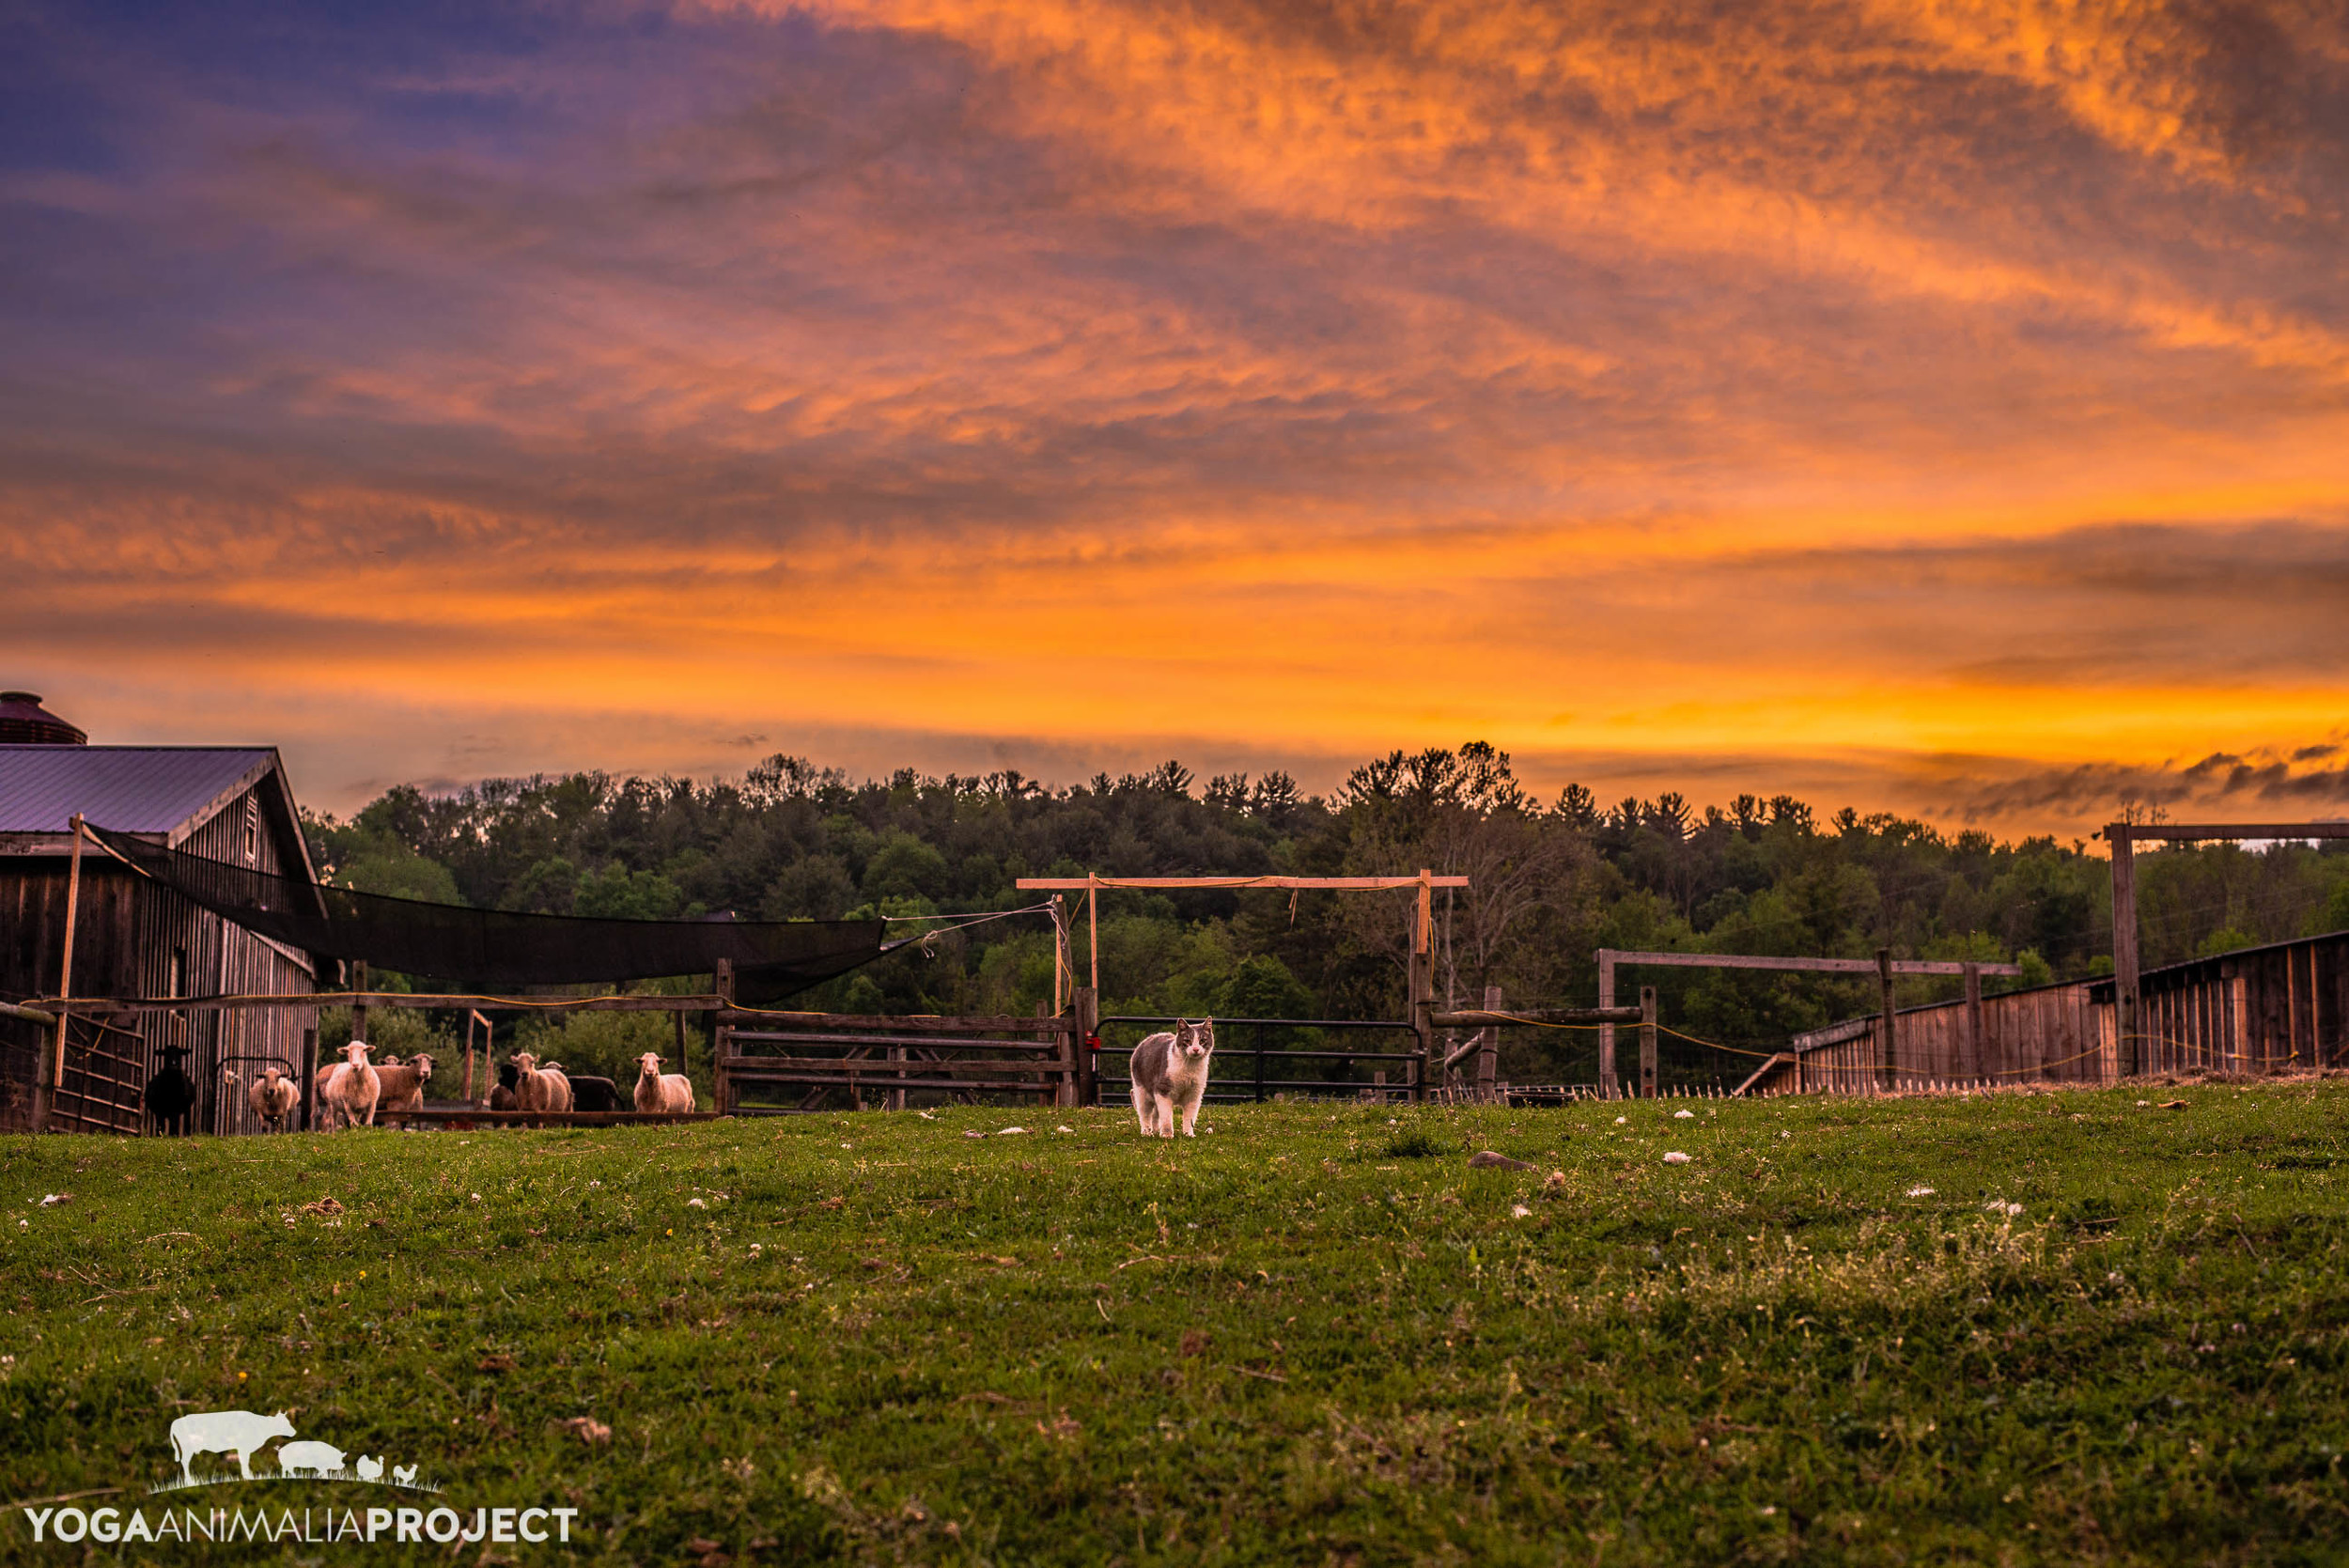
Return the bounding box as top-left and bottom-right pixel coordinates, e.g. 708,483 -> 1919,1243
1094,1016 -> 1419,1105
49,1015 -> 150,1133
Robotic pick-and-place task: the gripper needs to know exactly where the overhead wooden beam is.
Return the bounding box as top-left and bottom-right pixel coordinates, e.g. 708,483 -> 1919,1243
1599,949 -> 2024,977
2106,823 -> 2349,841
1016,876 -> 1470,890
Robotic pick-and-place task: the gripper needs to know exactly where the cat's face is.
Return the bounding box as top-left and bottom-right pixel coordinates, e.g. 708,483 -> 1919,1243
1174,1019 -> 1216,1058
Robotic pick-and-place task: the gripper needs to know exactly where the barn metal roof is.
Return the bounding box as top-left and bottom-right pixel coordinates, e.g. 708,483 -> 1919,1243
0,746 -> 280,838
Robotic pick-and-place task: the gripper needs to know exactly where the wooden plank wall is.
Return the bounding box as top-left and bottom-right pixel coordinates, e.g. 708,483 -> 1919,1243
1786,931 -> 2349,1092
2126,932 -> 2349,1078
1793,982 -> 2115,1092
180,794 -> 319,1136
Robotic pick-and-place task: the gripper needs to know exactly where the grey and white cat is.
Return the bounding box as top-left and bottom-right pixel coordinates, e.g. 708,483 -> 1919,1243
1129,1018 -> 1215,1138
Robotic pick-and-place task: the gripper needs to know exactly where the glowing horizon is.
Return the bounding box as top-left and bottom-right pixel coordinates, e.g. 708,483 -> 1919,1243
4,1 -> 2345,832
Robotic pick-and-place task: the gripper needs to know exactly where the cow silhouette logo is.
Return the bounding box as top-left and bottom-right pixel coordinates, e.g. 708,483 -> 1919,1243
168,1410 -> 294,1485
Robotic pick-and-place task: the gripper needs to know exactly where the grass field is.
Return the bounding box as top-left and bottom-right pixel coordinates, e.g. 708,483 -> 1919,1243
6,1082 -> 2349,1565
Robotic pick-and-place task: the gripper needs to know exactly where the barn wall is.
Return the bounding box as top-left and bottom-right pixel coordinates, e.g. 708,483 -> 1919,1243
174,785 -> 319,1136
0,780 -> 319,1136
0,861 -> 147,1131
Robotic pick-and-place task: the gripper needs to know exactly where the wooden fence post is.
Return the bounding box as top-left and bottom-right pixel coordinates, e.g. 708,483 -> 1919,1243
300,1025 -> 319,1130
1075,986 -> 1099,1109
2108,826 -> 2139,1077
1963,962 -> 1984,1079
712,958 -> 735,1115
350,958 -> 369,1048
1035,1000 -> 1056,1109
44,814 -> 87,1130
1597,949 -> 1618,1097
1409,874 -> 1435,1103
1476,985 -> 1501,1102
1639,986 -> 1657,1098
1876,948 -> 1896,1092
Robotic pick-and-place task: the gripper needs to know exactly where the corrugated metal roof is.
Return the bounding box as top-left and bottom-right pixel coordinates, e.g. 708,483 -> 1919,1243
0,746 -> 278,836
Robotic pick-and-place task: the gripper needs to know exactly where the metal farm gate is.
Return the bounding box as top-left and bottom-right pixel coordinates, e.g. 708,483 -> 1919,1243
1093,1016 -> 1421,1106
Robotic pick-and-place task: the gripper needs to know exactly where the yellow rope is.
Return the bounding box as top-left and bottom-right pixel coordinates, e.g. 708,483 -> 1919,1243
1657,1025 -> 1779,1059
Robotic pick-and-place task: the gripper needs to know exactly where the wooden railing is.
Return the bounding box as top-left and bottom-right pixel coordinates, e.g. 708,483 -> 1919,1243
717,1001 -> 1084,1114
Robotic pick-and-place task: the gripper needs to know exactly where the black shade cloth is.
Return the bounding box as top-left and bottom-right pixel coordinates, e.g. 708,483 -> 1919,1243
89,825 -> 901,1001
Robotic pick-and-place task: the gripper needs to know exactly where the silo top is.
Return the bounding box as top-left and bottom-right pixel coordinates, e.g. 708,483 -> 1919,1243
0,692 -> 87,747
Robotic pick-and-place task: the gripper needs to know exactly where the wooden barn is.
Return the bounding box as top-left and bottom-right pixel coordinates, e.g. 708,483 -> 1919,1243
0,692 -> 322,1134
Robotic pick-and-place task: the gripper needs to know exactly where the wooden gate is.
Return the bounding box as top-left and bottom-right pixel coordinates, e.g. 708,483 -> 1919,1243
717,1009 -> 1079,1113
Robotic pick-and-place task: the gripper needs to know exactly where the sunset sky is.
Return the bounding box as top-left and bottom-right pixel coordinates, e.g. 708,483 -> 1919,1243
5,0 -> 2345,832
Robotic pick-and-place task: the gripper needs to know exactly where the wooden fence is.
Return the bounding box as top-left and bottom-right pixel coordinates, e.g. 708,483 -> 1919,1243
2089,930 -> 2349,1077
717,1002 -> 1083,1113
1781,981 -> 2113,1093
1770,930 -> 2349,1092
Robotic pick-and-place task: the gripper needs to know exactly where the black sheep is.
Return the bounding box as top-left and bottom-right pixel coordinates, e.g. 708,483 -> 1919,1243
144,1046 -> 197,1137
568,1076 -> 623,1112
488,1061 -> 519,1110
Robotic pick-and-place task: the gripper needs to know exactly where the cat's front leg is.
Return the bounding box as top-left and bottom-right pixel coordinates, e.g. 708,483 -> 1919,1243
1154,1092 -> 1177,1137
1179,1095 -> 1201,1138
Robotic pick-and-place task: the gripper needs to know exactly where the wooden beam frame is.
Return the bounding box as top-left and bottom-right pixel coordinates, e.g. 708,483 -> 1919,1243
1018,871 -> 1471,1104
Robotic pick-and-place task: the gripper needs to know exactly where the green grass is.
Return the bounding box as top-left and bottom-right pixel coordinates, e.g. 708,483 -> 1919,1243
6,1083 -> 2349,1564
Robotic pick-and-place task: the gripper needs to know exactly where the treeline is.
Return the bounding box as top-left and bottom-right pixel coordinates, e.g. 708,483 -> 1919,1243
303,745 -> 2349,1084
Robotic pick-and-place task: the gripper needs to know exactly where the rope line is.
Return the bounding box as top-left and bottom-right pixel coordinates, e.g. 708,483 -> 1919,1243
1657,1025 -> 1778,1059
1455,1011 -> 1611,1032
879,901 -> 1056,929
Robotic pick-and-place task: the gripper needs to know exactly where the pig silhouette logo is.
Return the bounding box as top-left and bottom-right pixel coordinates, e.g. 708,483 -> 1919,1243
168,1410 -> 295,1484
274,1440 -> 347,1478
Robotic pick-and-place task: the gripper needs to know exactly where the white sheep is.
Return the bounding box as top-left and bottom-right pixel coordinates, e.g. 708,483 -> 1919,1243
246,1066 -> 300,1132
319,1041 -> 379,1130
632,1052 -> 695,1115
510,1051 -> 573,1113
370,1052 -> 436,1117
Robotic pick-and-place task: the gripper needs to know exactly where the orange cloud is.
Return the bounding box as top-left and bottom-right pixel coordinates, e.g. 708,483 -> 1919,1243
1,0 -> 2344,831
